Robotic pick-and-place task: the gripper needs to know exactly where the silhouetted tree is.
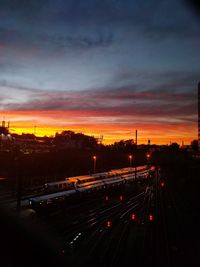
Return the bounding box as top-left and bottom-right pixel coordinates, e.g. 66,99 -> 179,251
169,142 -> 180,151
112,139 -> 136,152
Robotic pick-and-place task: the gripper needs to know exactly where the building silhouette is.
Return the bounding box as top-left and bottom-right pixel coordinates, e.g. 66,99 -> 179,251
0,120 -> 9,135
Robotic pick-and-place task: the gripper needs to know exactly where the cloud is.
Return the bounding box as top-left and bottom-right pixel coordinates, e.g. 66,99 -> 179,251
1,0 -> 200,54
42,31 -> 114,50
1,81 -> 196,125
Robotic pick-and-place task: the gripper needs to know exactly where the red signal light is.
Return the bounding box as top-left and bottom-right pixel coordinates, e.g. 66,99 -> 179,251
131,213 -> 135,220
106,221 -> 112,228
161,182 -> 165,187
119,195 -> 123,201
149,214 -> 153,221
105,196 -> 109,201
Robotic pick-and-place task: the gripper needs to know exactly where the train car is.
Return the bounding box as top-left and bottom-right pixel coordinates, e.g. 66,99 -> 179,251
66,175 -> 93,184
92,171 -> 111,179
103,176 -> 125,188
29,188 -> 77,207
123,173 -> 136,183
77,181 -> 105,193
76,179 -> 105,189
43,180 -> 71,193
136,165 -> 147,171
30,165 -> 151,206
28,165 -> 154,208
44,174 -> 95,193
43,165 -> 149,194
108,167 -> 134,177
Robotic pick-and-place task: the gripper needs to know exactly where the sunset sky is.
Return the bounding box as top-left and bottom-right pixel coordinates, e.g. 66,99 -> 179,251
0,0 -> 199,144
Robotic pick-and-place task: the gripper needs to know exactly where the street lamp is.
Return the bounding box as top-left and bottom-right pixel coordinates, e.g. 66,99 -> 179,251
129,154 -> 136,179
146,153 -> 150,165
128,155 -> 133,168
93,155 -> 97,173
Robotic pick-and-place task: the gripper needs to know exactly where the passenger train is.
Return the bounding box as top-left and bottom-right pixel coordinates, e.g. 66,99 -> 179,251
43,165 -> 149,193
29,165 -> 155,207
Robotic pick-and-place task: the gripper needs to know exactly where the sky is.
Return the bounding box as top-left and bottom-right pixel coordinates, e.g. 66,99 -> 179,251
0,0 -> 199,144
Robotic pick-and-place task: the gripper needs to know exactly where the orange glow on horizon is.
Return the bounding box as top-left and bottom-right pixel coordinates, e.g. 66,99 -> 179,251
2,110 -> 197,145
9,125 -> 196,145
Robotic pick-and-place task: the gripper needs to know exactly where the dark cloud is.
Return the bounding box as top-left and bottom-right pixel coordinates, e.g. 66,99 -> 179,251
1,68 -> 197,121
2,83 -> 196,123
112,70 -> 200,91
1,0 -> 200,53
41,31 -> 114,50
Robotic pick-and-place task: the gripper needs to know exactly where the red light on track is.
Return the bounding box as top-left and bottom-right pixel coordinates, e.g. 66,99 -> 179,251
106,221 -> 112,228
149,214 -> 153,221
105,196 -> 109,201
131,213 -> 135,220
119,195 -> 123,201
161,182 -> 165,187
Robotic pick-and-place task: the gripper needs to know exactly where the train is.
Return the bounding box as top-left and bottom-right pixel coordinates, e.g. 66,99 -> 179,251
29,165 -> 156,207
43,165 -> 149,193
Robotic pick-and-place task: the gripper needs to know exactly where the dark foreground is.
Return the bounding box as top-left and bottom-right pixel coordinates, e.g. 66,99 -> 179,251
1,162 -> 200,267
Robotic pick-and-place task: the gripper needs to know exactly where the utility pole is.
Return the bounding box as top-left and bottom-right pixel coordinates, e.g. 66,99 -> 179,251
135,130 -> 138,146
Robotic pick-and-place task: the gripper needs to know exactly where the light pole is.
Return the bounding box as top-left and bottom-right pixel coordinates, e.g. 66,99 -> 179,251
93,155 -> 97,173
146,153 -> 150,166
128,155 -> 133,168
